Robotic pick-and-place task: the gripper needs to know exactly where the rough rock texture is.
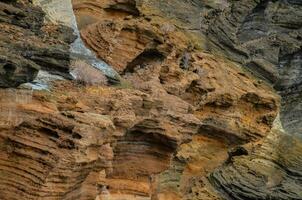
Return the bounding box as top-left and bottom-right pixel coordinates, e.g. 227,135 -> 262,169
72,0 -> 302,199
0,72 -> 278,199
207,0 -> 302,85
73,0 -> 302,85
0,0 -> 75,87
0,0 -> 301,200
210,128 -> 302,200
0,48 -> 39,87
0,1 -> 281,197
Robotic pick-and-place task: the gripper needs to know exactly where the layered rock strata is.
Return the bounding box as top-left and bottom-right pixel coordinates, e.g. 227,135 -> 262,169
0,2 -> 281,197
0,0 -> 76,88
0,0 -> 301,200
33,0 -> 119,82
0,71 -> 278,199
72,0 -> 302,199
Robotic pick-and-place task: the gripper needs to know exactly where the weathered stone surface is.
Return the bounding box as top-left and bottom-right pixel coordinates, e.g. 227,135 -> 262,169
0,1 -> 75,87
202,1 -> 302,199
74,0 -> 301,89
72,0 -> 302,199
0,72 -> 276,199
210,123 -> 302,200
206,0 -> 302,85
0,48 -> 39,87
0,38 -> 279,200
0,0 -> 301,200
0,1 -> 45,32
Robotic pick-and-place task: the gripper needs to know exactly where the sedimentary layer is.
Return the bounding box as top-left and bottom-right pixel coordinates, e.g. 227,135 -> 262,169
0,0 -> 301,200
72,0 -> 302,199
0,0 -> 75,88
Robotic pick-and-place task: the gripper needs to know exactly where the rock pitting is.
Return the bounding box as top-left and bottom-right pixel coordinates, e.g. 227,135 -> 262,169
0,0 -> 301,200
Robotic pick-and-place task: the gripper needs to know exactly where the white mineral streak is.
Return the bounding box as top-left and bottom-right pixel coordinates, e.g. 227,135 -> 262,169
271,114 -> 285,133
21,70 -> 65,90
33,0 -> 119,79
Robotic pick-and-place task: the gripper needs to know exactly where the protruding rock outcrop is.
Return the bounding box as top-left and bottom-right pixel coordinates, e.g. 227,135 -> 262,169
0,0 -> 75,87
0,0 -> 301,200
72,0 -> 302,199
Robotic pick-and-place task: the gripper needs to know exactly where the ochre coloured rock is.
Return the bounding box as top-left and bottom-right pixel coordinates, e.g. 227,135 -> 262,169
0,0 -> 301,200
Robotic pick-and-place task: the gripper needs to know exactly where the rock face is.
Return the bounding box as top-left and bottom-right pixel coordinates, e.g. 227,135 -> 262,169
33,0 -> 119,82
0,49 -> 39,87
207,0 -> 302,84
72,0 -> 302,199
0,75 -> 278,200
0,0 -> 75,87
210,127 -> 302,200
0,0 -> 301,200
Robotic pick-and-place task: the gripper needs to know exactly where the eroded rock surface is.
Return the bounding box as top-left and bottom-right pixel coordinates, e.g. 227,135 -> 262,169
0,73 -> 278,199
72,0 -> 302,199
0,0 -> 75,87
0,0 -> 301,200
0,12 -> 280,198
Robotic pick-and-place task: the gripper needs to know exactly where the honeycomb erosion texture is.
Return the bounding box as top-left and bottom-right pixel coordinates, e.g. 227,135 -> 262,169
0,0 -> 301,199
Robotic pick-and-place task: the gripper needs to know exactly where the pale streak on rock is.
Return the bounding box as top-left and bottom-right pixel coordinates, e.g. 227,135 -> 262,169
33,0 -> 120,81
1,0 -> 301,200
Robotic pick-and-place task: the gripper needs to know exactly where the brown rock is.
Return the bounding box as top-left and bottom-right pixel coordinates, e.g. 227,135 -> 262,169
3,0 -> 301,200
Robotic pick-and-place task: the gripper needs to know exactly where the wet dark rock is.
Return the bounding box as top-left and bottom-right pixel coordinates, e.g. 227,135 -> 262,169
22,47 -> 72,79
0,48 -> 39,87
0,1 -> 75,87
0,1 -> 44,32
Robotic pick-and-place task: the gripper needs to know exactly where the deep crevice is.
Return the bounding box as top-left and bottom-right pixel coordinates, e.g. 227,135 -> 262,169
123,49 -> 165,74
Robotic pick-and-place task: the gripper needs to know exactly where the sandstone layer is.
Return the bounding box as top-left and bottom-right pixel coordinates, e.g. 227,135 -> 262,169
0,0 -> 301,200
72,0 -> 302,199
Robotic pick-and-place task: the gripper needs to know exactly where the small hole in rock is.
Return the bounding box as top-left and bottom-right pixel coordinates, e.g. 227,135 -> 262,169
3,63 -> 16,74
72,133 -> 82,139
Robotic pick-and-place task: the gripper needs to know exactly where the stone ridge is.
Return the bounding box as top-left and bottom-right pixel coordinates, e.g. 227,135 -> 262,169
0,0 -> 301,200
1,0 -> 280,197
73,0 -> 302,199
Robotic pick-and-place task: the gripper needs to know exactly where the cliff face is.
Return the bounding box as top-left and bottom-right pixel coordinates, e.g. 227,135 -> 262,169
0,0 -> 301,200
0,0 -> 76,88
